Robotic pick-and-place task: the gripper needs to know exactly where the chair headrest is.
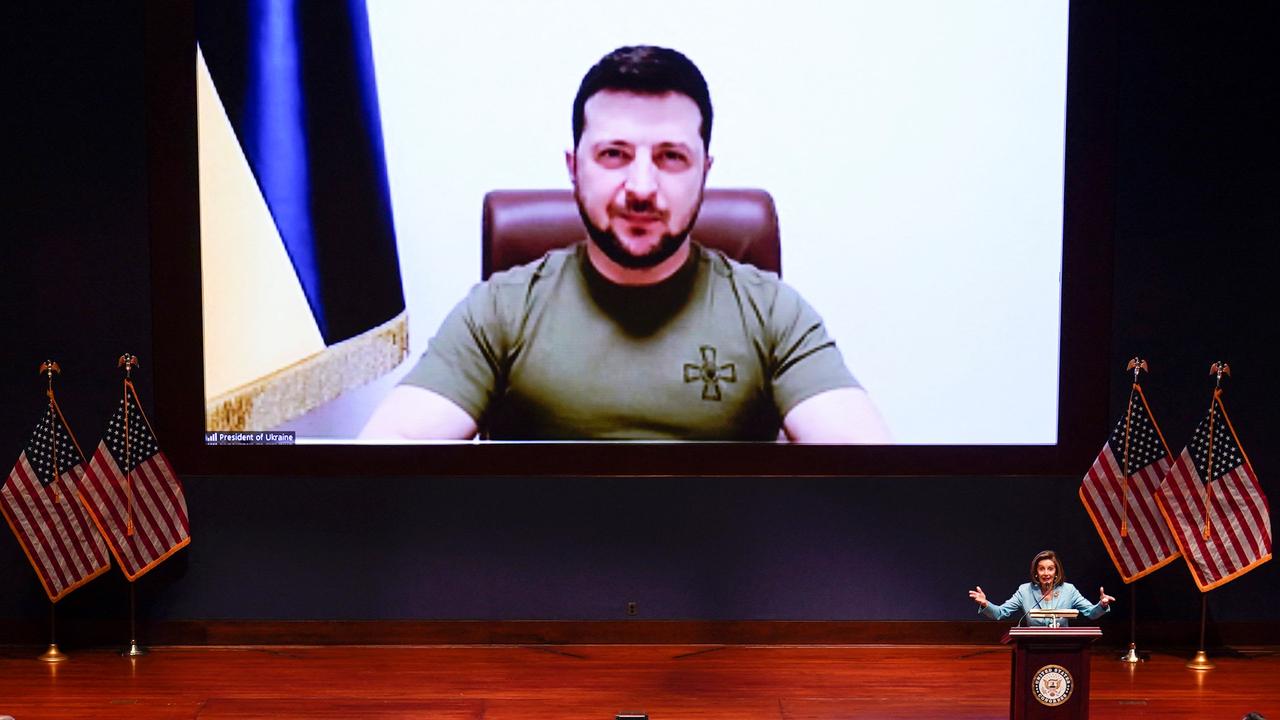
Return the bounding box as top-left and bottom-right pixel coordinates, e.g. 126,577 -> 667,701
482,188 -> 781,279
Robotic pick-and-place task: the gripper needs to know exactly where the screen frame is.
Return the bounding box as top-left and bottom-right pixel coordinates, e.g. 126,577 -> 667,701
147,0 -> 1116,477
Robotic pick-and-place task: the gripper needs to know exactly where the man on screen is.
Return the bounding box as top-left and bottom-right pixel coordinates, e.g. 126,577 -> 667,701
360,46 -> 889,442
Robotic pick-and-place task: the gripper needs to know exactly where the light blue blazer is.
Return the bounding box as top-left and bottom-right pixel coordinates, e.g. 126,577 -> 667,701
979,582 -> 1109,626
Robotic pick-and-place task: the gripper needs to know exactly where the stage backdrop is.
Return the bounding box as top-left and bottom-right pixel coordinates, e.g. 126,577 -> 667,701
3,2 -> 1276,629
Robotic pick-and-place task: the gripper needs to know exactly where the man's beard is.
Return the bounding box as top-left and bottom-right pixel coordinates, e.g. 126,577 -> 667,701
575,190 -> 702,270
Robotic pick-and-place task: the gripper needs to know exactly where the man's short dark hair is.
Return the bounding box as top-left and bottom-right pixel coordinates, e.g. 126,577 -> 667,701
572,46 -> 713,152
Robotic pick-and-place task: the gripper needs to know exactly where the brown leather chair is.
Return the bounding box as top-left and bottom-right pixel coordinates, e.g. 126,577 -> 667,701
481,188 -> 781,279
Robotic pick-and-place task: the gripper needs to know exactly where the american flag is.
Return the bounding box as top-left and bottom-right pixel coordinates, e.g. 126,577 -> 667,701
78,382 -> 190,580
1156,392 -> 1271,591
1080,384 -> 1181,582
1,402 -> 111,601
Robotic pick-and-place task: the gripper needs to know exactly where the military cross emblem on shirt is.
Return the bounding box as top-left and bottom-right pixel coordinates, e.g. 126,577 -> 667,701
684,345 -> 737,401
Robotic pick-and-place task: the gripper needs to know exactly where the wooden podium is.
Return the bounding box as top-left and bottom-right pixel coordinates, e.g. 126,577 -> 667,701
1002,626 -> 1101,720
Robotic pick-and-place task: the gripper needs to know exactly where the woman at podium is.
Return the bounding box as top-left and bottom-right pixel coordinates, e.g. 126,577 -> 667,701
968,550 -> 1114,626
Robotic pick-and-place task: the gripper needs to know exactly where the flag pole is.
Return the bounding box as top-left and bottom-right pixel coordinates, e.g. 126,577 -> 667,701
1118,358 -> 1147,664
1119,583 -> 1142,663
1118,358 -> 1146,539
123,580 -> 147,657
1187,593 -> 1215,670
1199,363 -> 1230,541
116,354 -> 149,658
35,361 -> 70,663
38,602 -> 68,663
40,361 -> 63,504
1185,363 -> 1229,672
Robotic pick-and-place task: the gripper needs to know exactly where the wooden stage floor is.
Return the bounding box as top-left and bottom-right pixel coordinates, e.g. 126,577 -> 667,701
2,644 -> 1277,719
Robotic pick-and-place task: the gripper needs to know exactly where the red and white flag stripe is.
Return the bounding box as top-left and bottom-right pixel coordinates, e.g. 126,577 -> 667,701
1079,384 -> 1180,583
1081,447 -> 1180,582
78,445 -> 190,581
1156,394 -> 1271,592
1,456 -> 110,601
1158,454 -> 1270,591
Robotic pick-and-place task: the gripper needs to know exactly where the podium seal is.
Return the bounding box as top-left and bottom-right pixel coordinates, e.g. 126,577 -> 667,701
1032,664 -> 1073,706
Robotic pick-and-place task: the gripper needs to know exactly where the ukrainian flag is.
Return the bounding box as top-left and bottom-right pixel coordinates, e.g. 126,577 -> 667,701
197,0 -> 407,431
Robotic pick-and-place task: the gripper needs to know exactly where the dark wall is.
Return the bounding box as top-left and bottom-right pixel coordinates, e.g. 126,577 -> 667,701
3,3 -> 1276,627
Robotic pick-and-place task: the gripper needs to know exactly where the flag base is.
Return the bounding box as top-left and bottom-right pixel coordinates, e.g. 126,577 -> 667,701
38,643 -> 67,663
122,641 -> 148,657
1186,649 -> 1215,671
1119,642 -> 1143,663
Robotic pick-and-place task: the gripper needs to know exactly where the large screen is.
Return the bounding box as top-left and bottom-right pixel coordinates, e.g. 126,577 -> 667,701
148,0 -> 1115,474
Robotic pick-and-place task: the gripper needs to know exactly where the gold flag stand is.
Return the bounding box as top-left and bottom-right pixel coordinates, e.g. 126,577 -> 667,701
1117,359 -> 1148,665
1186,363 -> 1229,671
38,602 -> 67,663
114,354 -> 149,658
36,363 -> 69,663
1186,594 -> 1215,670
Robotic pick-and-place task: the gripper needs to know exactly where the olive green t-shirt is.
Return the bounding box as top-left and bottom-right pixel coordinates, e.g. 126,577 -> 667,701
401,242 -> 858,440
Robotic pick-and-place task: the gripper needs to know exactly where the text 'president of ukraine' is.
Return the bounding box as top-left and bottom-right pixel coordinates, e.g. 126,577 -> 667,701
361,46 -> 890,442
